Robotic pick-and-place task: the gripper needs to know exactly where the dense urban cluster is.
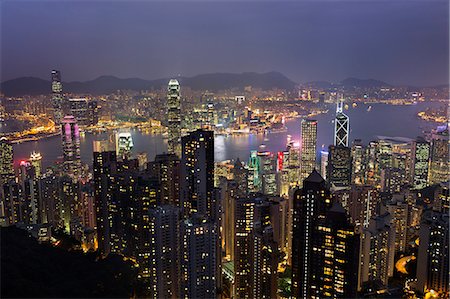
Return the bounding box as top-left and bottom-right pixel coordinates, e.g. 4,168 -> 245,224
0,70 -> 449,299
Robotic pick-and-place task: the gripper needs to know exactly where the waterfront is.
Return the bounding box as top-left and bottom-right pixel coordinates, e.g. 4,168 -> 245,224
12,102 -> 446,169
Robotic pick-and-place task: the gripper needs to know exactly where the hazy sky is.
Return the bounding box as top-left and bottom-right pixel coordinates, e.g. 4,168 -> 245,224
1,0 -> 448,86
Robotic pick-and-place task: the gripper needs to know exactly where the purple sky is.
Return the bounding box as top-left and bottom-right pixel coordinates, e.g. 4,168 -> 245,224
1,0 -> 448,86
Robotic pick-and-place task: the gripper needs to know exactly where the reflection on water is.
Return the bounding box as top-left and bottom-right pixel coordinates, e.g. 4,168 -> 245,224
12,102 -> 443,169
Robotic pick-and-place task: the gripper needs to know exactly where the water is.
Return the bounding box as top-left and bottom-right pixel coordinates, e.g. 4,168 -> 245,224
11,102 -> 445,169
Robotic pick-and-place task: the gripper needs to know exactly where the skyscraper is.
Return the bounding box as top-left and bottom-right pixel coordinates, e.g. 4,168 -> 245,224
147,153 -> 180,205
29,151 -> 42,178
334,101 -> 349,147
299,119 -> 318,185
61,116 -> 82,179
428,125 -> 449,185
411,137 -> 430,189
0,138 -> 14,185
167,79 -> 181,157
291,170 -> 332,298
327,145 -> 352,188
115,131 -> 134,160
351,139 -> 365,185
180,129 -> 214,218
51,70 -> 64,125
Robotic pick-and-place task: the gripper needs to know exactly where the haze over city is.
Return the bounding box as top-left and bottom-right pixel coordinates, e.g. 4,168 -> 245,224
1,0 -> 448,86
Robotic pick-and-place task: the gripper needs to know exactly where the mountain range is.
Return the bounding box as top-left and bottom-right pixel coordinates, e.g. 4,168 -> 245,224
0,72 -> 297,96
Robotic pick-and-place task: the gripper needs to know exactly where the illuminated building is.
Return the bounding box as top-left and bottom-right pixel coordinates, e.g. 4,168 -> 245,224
18,161 -> 39,225
148,205 -> 180,298
320,150 -> 328,180
359,214 -> 395,289
1,181 -> 21,225
232,158 -> 248,198
61,116 -> 81,180
59,175 -> 80,234
93,140 -> 117,256
38,174 -> 62,226
334,101 -> 349,147
0,138 -> 14,185
51,70 -> 64,124
327,145 -> 352,188
147,153 -> 180,205
247,150 -> 261,192
220,179 -> 237,262
292,171 -> 358,298
180,215 -> 219,298
299,119 -> 317,186
68,98 -> 98,126
136,152 -> 147,171
351,139 -> 365,185
291,170 -> 332,298
411,137 -> 430,189
365,141 -> 379,186
428,125 -> 449,185
180,129 -> 214,218
386,195 -> 409,253
416,210 -> 449,296
167,79 -> 181,157
258,151 -> 277,196
234,196 -> 279,298
115,131 -> 133,160
29,151 -> 42,178
381,167 -> 406,194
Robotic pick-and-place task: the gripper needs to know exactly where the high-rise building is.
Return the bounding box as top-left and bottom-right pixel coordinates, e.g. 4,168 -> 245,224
334,101 -> 349,147
148,205 -> 181,298
416,210 -> 449,296
258,151 -> 277,195
180,129 -> 214,218
359,213 -> 395,289
286,141 -> 300,187
428,125 -> 449,185
351,139 -> 365,185
167,79 -> 181,157
292,170 -> 359,298
61,116 -> 81,180
327,145 -> 352,188
386,195 -> 409,253
320,150 -> 328,180
29,151 -> 42,178
180,215 -> 219,298
0,138 -> 14,185
115,131 -> 133,160
51,70 -> 64,124
299,119 -> 318,185
68,98 -> 98,126
411,137 -> 430,189
147,153 -> 180,205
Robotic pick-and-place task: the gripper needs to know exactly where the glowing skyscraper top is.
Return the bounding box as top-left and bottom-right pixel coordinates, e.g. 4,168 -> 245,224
51,70 -> 64,125
167,79 -> 181,157
334,100 -> 349,147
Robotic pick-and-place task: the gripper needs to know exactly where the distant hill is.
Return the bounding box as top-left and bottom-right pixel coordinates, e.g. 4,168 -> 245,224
0,71 -> 297,96
340,77 -> 391,88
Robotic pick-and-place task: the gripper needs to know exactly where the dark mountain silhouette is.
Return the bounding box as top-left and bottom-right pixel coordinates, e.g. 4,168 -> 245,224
340,77 -> 391,88
0,71 -> 297,96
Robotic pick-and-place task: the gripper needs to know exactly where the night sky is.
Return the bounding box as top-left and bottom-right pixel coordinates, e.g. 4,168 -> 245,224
1,0 -> 448,86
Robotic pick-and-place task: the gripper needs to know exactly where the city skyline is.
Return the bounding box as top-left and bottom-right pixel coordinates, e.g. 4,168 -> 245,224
1,1 -> 448,86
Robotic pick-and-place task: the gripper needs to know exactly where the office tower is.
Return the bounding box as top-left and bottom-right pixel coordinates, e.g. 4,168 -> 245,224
147,153 -> 180,205
299,119 -> 317,185
167,79 -> 182,157
220,179 -> 237,261
1,181 -> 21,225
327,145 -> 352,188
365,141 -> 379,186
180,129 -> 214,217
334,101 -> 349,147
29,151 -> 42,178
38,174 -> 61,226
68,98 -> 89,126
180,215 -> 219,298
93,140 -> 117,256
258,151 -> 277,195
115,131 -> 133,160
359,214 -> 395,289
292,170 -> 359,298
59,175 -> 80,234
286,141 -> 300,187
232,158 -> 248,198
291,170 -> 332,298
351,139 -> 365,185
386,195 -> 409,253
416,210 -> 449,296
320,150 -> 328,180
314,202 -> 360,298
17,161 -> 39,225
234,196 -> 279,298
0,138 -> 14,185
51,70 -> 64,124
61,116 -> 82,180
247,150 -> 261,192
148,205 -> 180,298
344,185 -> 378,230
411,137 -> 430,189
428,125 -> 449,185
381,167 -> 406,194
